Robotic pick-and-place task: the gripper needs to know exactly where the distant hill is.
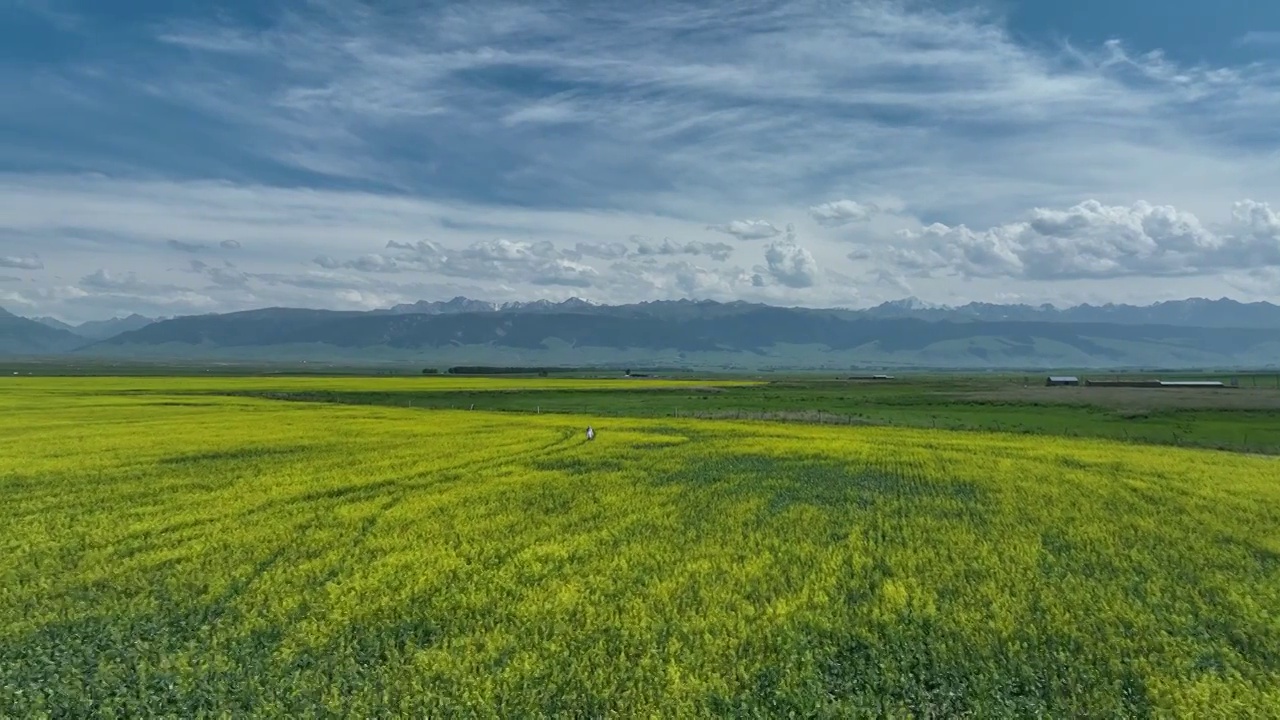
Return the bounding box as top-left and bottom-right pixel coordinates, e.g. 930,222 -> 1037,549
0,307 -> 87,355
11,297 -> 1280,367
368,295 -> 1280,329
372,297 -> 499,315
854,297 -> 1280,328
33,316 -> 78,333
371,296 -> 604,316
32,313 -> 160,341
73,314 -> 161,341
78,302 -> 1280,369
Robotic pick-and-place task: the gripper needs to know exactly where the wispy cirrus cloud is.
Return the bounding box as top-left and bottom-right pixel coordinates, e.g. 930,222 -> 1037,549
127,0 -> 1280,217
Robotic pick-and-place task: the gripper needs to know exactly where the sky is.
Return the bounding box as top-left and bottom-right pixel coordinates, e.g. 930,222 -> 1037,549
2,0 -> 1280,322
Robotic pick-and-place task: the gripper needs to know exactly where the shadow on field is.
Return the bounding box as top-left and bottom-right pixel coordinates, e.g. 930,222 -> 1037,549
649,453 -> 983,513
156,445 -> 313,466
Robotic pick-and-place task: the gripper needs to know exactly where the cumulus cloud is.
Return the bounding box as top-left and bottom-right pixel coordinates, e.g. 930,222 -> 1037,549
464,238 -> 560,263
632,236 -> 734,261
708,220 -> 782,241
82,267 -> 223,299
809,200 -> 878,226
668,262 -> 750,296
0,255 -> 44,270
319,237 -> 603,288
859,199 -> 1280,280
528,259 -> 598,288
189,260 -> 251,288
80,269 -> 152,292
568,241 -> 629,260
67,268 -> 221,315
1232,199 -> 1280,241
335,288 -> 398,309
610,258 -> 752,298
763,240 -> 819,288
207,267 -> 250,288
5,171 -> 1279,321
561,237 -> 734,262
347,254 -> 407,273
751,223 -> 819,289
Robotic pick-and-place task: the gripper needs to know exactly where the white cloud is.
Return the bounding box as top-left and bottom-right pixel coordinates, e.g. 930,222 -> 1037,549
859,199 -> 1280,280
335,288 -> 397,310
610,258 -> 753,299
67,268 -> 220,317
763,242 -> 819,288
0,255 -> 44,270
80,269 -> 158,293
632,237 -> 734,261
762,225 -> 820,288
709,220 -> 782,241
528,258 -> 599,288
200,263 -> 252,289
1232,199 -> 1280,240
809,200 -> 878,226
567,241 -> 629,261
4,170 -> 1280,322
320,237 -> 601,288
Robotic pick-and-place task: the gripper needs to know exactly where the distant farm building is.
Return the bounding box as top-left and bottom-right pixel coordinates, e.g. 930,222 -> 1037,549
1045,376 -> 1079,386
1084,379 -> 1228,389
1084,379 -> 1162,388
849,374 -> 895,381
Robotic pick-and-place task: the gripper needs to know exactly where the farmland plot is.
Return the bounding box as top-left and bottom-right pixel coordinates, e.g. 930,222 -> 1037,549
1,383 -> 1278,717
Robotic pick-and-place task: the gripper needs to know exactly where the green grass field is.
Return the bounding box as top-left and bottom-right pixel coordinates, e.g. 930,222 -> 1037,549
206,376 -> 1280,455
3,377 -> 1280,717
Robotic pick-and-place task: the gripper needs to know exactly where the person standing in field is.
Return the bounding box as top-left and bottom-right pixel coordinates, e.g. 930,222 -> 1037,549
586,426 -> 595,441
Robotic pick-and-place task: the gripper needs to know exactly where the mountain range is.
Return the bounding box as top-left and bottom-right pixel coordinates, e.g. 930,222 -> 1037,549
3,297 -> 1280,369
370,295 -> 1280,328
1,307 -> 85,355
34,313 -> 163,340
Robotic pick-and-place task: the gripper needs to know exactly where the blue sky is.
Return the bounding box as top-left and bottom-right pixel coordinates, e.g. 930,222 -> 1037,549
2,0 -> 1279,321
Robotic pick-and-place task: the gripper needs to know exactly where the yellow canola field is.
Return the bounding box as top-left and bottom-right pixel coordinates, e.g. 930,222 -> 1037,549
1,383 -> 1278,718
